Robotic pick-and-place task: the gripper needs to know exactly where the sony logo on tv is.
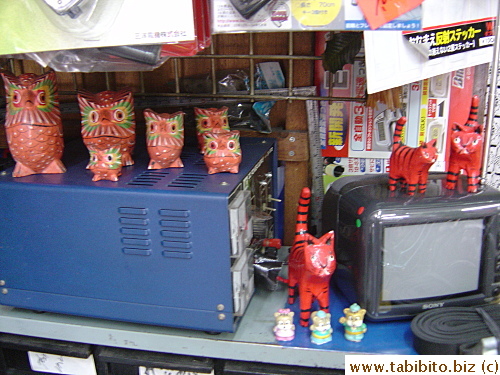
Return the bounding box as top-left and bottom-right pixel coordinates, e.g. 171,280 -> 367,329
422,302 -> 445,310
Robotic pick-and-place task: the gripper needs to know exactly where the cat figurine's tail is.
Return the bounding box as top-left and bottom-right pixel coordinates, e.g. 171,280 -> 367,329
391,116 -> 407,152
464,95 -> 480,130
293,186 -> 311,247
277,187 -> 311,297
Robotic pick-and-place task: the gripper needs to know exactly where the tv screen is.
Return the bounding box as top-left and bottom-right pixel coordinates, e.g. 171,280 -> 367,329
382,219 -> 483,301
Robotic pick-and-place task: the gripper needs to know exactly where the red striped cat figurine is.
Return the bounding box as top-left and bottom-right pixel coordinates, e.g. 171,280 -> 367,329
388,117 -> 438,195
279,187 -> 336,327
446,96 -> 484,193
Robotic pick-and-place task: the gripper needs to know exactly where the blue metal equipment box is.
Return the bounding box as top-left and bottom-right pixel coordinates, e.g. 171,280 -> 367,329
0,137 -> 279,332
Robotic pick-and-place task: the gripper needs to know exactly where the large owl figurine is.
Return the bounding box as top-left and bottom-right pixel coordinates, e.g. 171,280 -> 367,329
1,70 -> 66,178
88,147 -> 122,182
144,109 -> 184,169
78,89 -> 136,167
203,130 -> 242,174
194,106 -> 230,153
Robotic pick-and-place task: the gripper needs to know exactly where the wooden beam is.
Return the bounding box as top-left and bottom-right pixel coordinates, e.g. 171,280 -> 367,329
283,100 -> 310,245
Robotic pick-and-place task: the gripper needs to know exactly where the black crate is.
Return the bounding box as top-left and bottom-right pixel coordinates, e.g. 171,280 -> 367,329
0,333 -> 94,375
95,346 -> 215,375
222,360 -> 344,375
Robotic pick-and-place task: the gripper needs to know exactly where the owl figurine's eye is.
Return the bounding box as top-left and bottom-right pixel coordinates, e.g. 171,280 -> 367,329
12,91 -> 21,105
106,154 -> 114,163
149,122 -> 156,133
90,110 -> 99,124
37,91 -> 46,105
91,153 -> 98,163
202,119 -> 210,128
209,141 -> 218,150
227,140 -> 236,150
170,123 -> 177,134
114,109 -> 125,122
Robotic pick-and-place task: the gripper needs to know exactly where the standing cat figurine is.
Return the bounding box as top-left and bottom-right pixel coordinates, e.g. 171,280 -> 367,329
1,70 -> 65,177
279,187 -> 336,327
388,116 -> 438,195
88,147 -> 122,182
194,106 -> 230,153
203,130 -> 242,174
446,96 -> 483,193
78,88 -> 135,168
144,109 -> 184,169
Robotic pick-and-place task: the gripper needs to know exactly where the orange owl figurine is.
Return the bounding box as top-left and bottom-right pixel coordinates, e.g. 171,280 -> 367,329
194,106 -> 230,153
203,130 -> 242,174
1,70 -> 66,178
144,109 -> 184,169
78,88 -> 136,168
88,147 -> 123,182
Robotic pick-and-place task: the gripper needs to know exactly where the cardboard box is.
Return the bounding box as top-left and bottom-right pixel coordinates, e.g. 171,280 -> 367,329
315,31 -> 368,159
323,157 -> 389,192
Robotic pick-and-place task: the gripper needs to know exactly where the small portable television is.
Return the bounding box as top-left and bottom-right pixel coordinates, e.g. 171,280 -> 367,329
322,173 -> 500,321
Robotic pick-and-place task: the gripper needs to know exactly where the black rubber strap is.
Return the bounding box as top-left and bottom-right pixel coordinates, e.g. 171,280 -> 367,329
411,304 -> 500,355
476,307 -> 500,342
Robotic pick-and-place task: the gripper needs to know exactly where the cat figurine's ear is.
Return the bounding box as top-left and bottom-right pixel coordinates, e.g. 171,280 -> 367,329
423,139 -> 437,148
317,231 -> 334,245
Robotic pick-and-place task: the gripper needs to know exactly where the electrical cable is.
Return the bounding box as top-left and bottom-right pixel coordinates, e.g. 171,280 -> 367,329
411,304 -> 500,355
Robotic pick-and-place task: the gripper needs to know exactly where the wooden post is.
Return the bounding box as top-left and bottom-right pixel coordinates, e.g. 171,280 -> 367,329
283,100 -> 310,245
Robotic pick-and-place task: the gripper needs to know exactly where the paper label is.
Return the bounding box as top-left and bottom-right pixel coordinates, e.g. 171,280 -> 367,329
291,0 -> 342,27
28,352 -> 97,375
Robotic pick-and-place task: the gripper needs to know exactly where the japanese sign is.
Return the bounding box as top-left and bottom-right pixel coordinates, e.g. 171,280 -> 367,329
404,19 -> 496,59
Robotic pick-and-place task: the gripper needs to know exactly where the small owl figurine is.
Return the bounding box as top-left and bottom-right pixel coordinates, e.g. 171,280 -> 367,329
78,88 -> 135,168
144,109 -> 184,169
194,106 -> 230,153
1,70 -> 66,178
88,147 -> 122,182
203,130 -> 242,174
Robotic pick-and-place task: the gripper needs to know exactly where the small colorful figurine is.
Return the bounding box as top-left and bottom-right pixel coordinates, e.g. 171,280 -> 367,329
278,187 -> 336,327
88,147 -> 122,182
1,70 -> 66,177
273,308 -> 295,341
388,116 -> 437,195
339,303 -> 367,342
203,130 -> 242,174
446,96 -> 484,193
144,109 -> 184,169
310,310 -> 333,345
194,106 -> 230,153
78,88 -> 136,168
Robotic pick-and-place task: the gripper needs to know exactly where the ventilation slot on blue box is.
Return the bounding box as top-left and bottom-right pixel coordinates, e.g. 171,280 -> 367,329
167,173 -> 206,189
127,170 -> 170,186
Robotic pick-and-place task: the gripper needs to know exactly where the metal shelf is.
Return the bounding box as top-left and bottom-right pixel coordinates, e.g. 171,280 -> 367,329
0,286 -> 417,370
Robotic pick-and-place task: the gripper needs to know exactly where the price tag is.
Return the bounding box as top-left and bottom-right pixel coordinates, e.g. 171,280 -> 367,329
356,0 -> 423,30
28,352 -> 97,375
139,367 -> 214,375
291,0 -> 342,27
